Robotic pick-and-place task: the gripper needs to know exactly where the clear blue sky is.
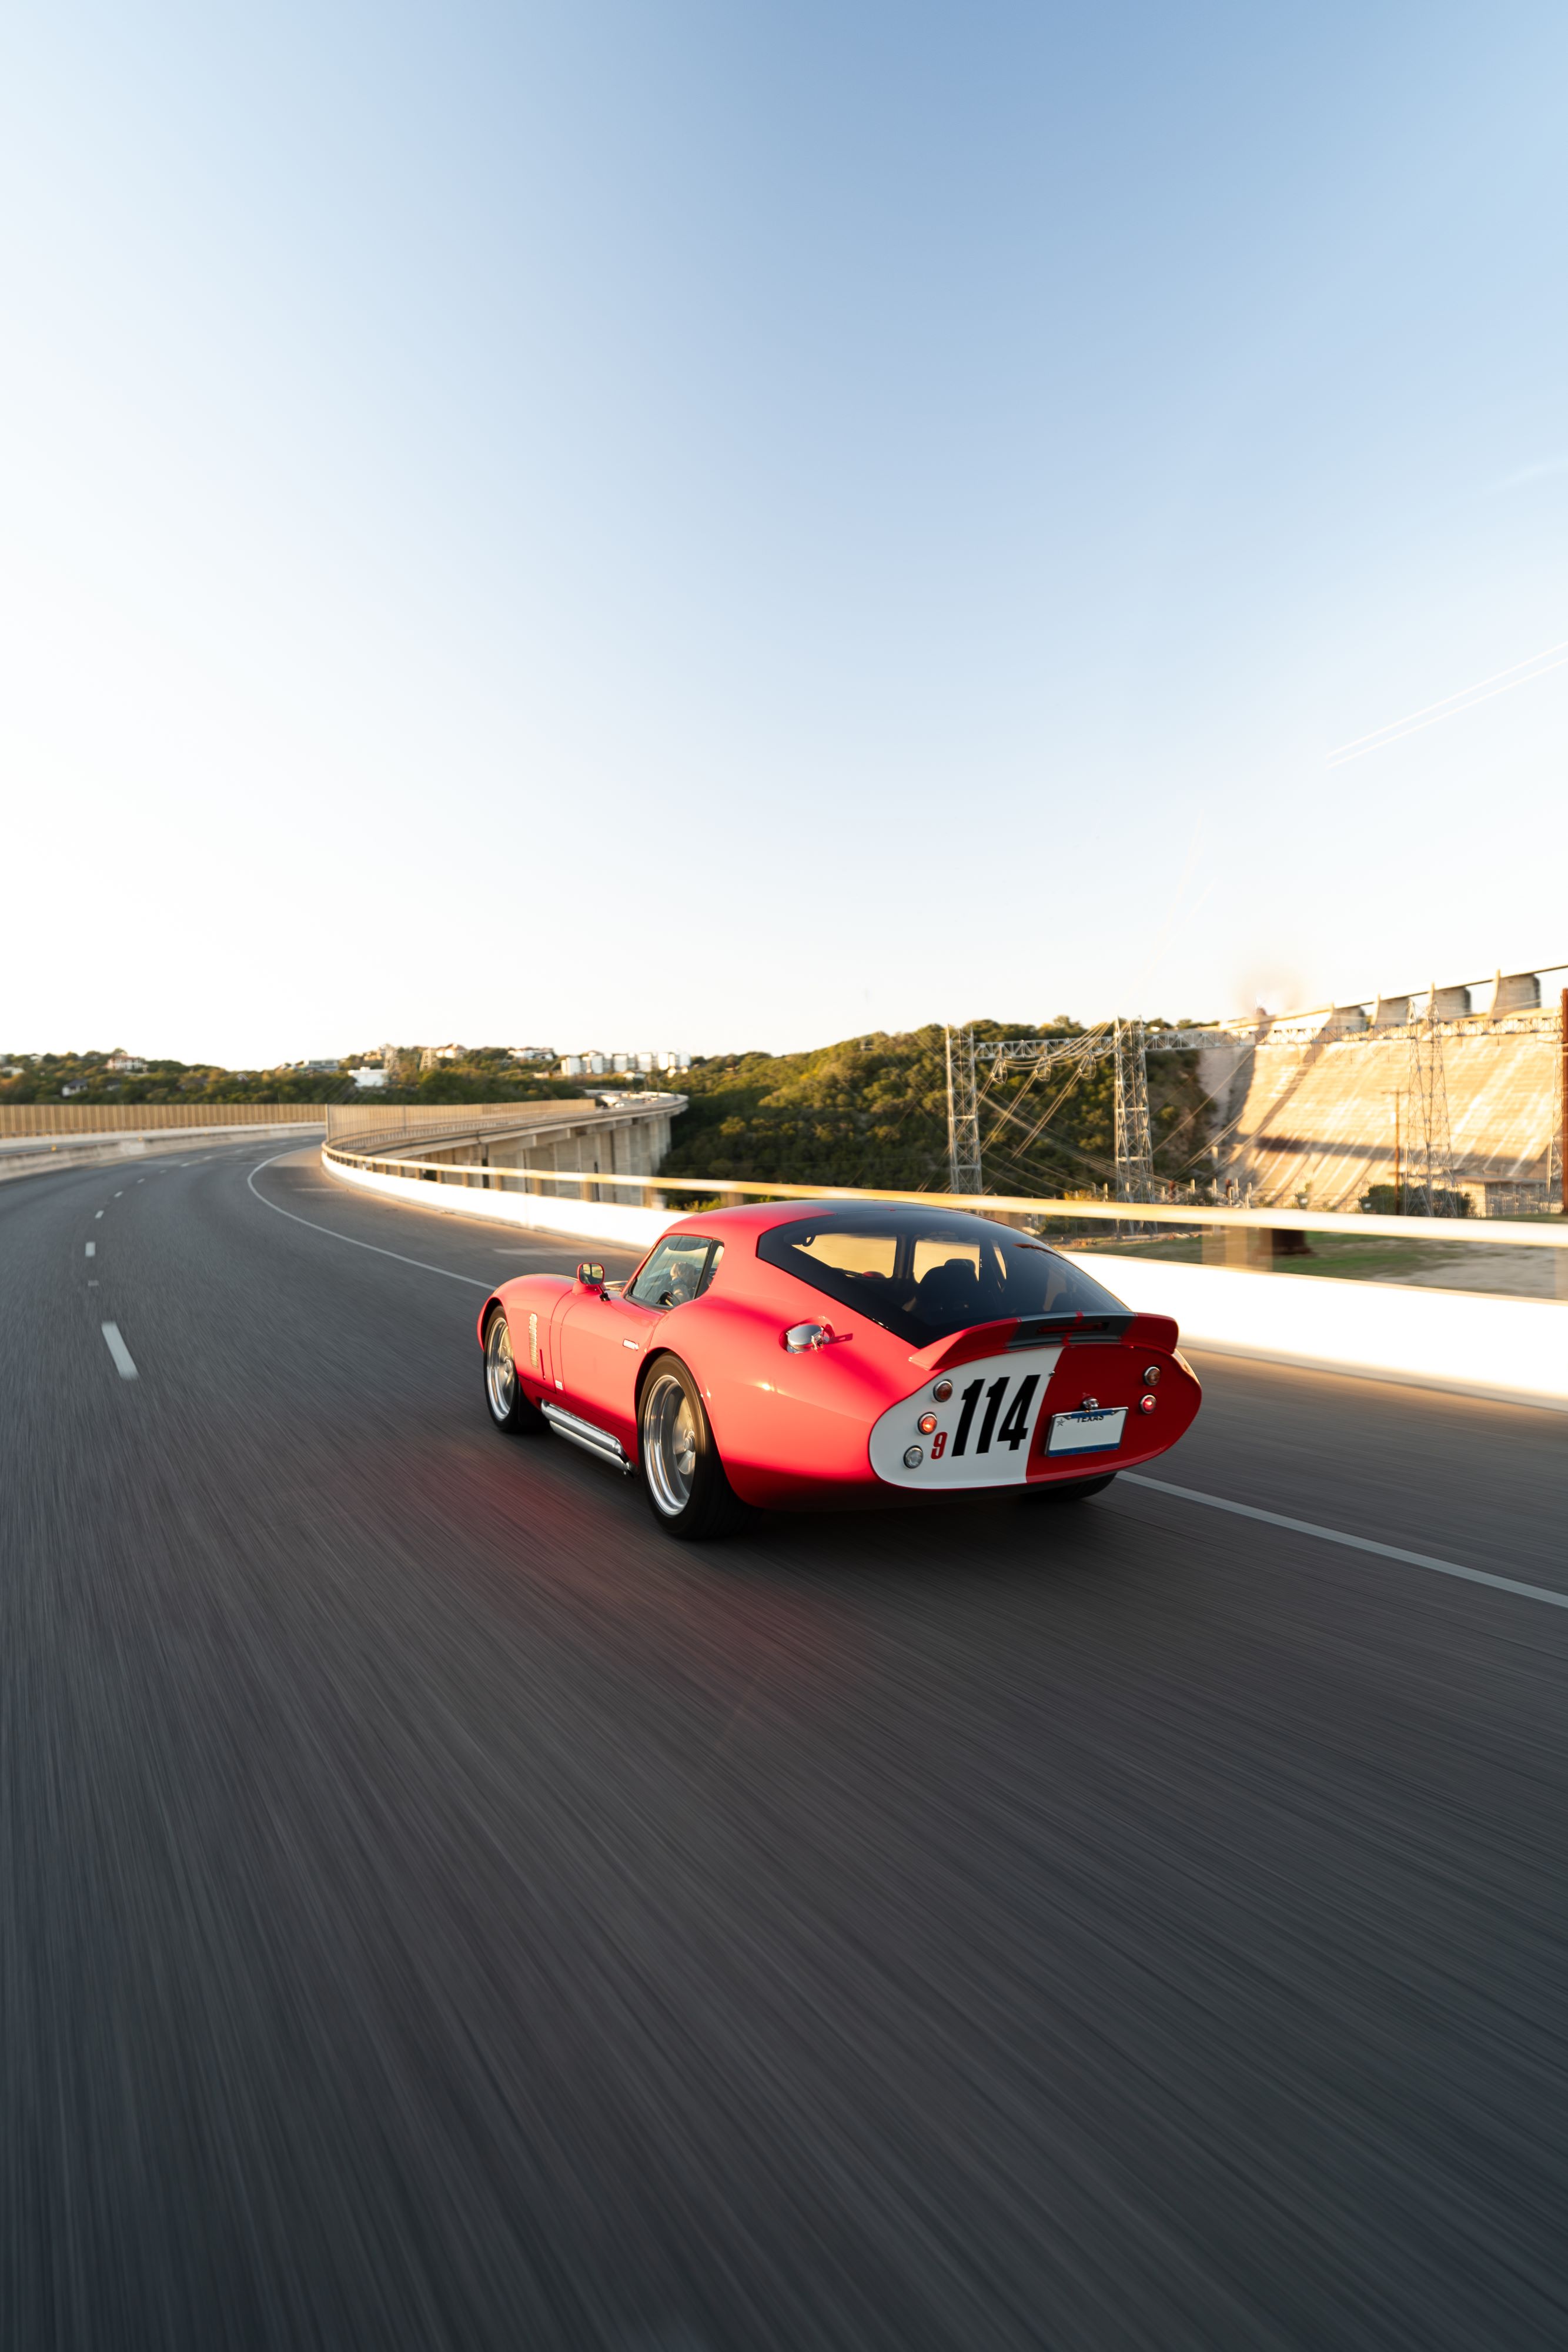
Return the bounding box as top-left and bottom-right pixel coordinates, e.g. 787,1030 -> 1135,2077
4,1 -> 1566,1063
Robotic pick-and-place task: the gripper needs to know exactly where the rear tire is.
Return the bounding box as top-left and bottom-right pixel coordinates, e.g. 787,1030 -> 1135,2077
1021,1472 -> 1116,1504
638,1355 -> 744,1540
484,1306 -> 546,1435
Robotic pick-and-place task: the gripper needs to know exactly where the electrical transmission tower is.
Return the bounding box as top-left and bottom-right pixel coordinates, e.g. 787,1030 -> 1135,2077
941,1020 -> 1228,1196
1406,988 -> 1457,1214
1113,1020 -> 1156,1203
944,1025 -> 982,1192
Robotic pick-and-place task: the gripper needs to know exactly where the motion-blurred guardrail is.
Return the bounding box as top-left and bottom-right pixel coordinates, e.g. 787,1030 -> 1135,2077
321,1139 -> 1568,1411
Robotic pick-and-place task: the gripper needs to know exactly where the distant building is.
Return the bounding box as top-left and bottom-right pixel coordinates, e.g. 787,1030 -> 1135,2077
507,1045 -> 555,1063
106,1050 -> 146,1073
350,1068 -> 389,1090
560,1048 -> 688,1079
61,1080 -> 89,1097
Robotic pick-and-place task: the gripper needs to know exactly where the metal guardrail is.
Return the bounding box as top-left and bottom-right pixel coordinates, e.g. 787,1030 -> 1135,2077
321,1142 -> 1568,1252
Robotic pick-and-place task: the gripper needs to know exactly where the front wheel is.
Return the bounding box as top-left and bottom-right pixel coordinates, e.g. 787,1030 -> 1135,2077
638,1357 -> 744,1540
484,1308 -> 546,1435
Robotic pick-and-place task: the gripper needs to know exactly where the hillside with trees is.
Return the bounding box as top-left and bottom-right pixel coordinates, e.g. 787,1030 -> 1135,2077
2,1026 -> 1220,1195
0,1046 -> 583,1110
663,1021 -> 1215,1195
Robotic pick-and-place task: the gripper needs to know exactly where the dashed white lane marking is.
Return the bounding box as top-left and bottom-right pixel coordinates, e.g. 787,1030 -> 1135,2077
94,1210 -> 103,1219
1121,1472 -> 1568,1611
101,1322 -> 138,1380
85,1242 -> 95,1257
246,1154 -> 489,1288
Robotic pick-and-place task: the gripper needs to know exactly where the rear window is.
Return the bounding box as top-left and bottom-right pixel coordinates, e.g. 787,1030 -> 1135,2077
757,1208 -> 1126,1345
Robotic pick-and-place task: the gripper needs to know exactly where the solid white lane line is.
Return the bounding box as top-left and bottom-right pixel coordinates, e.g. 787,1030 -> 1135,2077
1120,1472 -> 1568,1611
85,1242 -> 95,1257
101,1323 -> 138,1380
246,1154 -> 489,1288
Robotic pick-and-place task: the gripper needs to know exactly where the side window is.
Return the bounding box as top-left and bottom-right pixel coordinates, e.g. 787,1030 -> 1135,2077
628,1236 -> 720,1310
795,1231 -> 898,1278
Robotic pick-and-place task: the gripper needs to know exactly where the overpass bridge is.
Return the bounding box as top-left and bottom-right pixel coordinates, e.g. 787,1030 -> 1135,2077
325,1090 -> 686,1194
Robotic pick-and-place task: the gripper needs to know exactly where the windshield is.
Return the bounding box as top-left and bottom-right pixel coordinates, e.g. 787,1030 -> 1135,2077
756,1208 -> 1127,1345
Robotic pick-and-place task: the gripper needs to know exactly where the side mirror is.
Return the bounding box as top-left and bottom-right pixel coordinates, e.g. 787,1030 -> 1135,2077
576,1262 -> 606,1288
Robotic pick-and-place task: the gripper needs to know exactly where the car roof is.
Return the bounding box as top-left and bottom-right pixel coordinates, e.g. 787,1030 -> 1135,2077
661,1200 -> 827,1241
661,1198 -> 1001,1242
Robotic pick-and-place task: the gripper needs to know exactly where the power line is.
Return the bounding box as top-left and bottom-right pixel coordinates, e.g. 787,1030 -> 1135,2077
1327,637 -> 1568,767
945,1023 -> 1219,1200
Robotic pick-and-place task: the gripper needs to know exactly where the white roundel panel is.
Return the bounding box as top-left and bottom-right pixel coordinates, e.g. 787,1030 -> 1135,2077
868,1348 -> 1064,1491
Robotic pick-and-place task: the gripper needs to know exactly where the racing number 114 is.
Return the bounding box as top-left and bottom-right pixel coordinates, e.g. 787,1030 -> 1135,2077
951,1372 -> 1041,1457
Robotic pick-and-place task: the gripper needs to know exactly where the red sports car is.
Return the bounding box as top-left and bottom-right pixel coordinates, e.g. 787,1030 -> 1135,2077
478,1201 -> 1201,1538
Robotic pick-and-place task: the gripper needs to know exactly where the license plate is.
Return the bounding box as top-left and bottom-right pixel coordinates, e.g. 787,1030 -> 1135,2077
1047,1407 -> 1126,1455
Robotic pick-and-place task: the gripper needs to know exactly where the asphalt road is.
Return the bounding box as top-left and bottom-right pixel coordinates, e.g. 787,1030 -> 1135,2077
4,1146 -> 1567,2351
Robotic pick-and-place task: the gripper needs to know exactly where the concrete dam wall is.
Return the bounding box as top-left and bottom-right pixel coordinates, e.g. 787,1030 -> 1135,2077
1223,1020 -> 1559,1211
1195,965 -> 1565,1212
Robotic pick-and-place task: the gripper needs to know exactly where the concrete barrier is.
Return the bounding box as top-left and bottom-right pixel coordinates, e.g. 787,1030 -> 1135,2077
323,1154 -> 680,1251
320,1151 -> 1568,1411
1075,1254 -> 1568,1412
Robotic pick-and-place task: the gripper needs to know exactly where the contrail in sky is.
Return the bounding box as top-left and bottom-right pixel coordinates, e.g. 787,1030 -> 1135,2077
1326,636 -> 1568,766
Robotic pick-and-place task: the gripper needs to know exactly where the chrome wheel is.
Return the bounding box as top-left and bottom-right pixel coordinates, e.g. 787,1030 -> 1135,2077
643,1371 -> 698,1516
485,1312 -> 517,1422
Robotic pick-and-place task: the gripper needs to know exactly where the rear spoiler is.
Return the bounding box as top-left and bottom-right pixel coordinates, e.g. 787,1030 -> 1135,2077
909,1310 -> 1178,1373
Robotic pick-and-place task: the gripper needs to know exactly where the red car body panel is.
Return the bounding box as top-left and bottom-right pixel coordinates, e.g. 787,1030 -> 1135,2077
477,1201 -> 1201,1510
